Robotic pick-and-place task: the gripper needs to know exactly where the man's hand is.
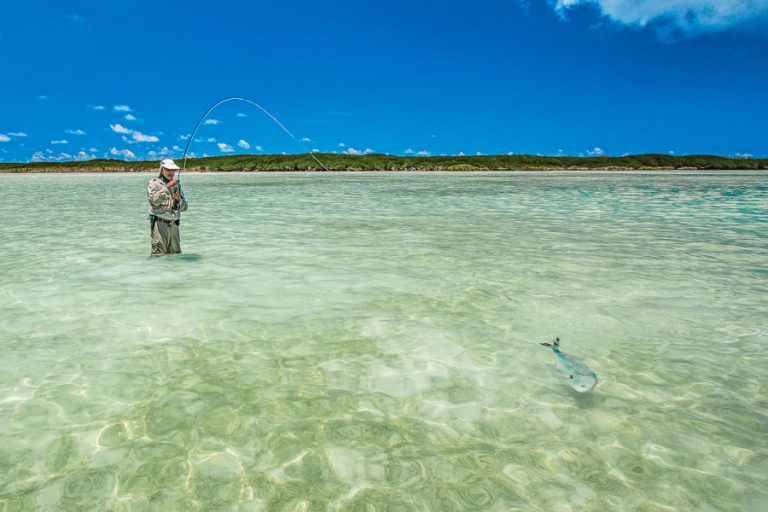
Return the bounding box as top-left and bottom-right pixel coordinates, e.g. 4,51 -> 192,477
166,179 -> 179,189
172,190 -> 181,204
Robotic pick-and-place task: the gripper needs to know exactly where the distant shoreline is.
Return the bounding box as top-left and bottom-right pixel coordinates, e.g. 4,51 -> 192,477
1,153 -> 766,173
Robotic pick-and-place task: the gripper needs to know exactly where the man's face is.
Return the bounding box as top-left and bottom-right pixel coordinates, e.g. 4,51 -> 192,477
162,167 -> 175,180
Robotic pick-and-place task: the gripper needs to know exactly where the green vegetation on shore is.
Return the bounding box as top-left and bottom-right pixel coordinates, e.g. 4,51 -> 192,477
1,153 -> 766,173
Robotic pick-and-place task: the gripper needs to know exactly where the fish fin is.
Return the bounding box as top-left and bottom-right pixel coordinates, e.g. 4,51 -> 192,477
540,342 -> 552,347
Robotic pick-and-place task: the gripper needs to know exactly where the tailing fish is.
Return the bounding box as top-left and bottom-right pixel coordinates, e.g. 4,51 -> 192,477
540,337 -> 597,392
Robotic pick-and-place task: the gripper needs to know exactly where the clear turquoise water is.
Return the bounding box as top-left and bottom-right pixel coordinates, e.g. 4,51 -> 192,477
0,171 -> 766,511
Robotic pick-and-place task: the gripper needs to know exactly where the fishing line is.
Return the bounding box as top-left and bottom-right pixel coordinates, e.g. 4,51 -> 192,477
178,96 -> 329,176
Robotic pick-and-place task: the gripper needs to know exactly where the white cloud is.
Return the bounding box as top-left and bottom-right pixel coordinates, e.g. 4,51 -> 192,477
457,151 -> 466,156
172,145 -> 182,151
89,147 -> 98,152
204,119 -> 221,125
553,0 -> 768,37
0,134 -> 10,142
587,147 -> 605,156
476,151 -> 485,156
88,104 -> 105,110
344,147 -> 374,156
110,123 -> 132,134
51,139 -> 69,144
110,147 -> 136,159
311,148 -> 320,153
38,95 -> 48,100
254,145 -> 264,152
237,139 -> 250,149
179,134 -> 190,140
8,132 -> 28,137
75,151 -> 92,160
734,152 -> 754,159
300,137 -> 312,142
417,150 -> 431,156
235,112 -> 247,117
124,114 -> 136,121
404,148 -> 415,154
65,129 -> 87,135
113,105 -> 132,112
206,137 -> 217,143
217,142 -> 235,153
507,151 -> 515,155
131,131 -> 159,143
338,142 -> 346,147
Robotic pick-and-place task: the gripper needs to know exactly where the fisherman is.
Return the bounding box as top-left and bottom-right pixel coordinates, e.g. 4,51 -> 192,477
147,158 -> 188,256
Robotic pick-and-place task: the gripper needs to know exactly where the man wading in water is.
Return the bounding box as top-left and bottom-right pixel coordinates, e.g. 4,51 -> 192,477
147,158 -> 188,256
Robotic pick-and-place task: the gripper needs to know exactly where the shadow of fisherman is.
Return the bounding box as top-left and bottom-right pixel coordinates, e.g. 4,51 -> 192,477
147,158 -> 188,256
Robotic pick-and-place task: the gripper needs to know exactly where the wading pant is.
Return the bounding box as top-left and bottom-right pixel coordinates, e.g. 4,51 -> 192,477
151,219 -> 181,256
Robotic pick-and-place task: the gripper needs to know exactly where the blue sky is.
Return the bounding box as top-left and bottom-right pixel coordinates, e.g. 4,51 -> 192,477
1,0 -> 767,163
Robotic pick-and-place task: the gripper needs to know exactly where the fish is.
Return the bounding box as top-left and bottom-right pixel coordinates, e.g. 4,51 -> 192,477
540,337 -> 598,392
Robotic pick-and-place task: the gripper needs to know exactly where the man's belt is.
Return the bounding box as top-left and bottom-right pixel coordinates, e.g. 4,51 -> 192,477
149,215 -> 179,225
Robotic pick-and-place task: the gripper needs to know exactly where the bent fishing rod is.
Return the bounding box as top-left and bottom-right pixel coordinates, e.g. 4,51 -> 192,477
176,96 -> 329,180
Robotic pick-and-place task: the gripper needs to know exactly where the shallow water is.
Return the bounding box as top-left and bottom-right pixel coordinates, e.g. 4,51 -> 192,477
1,171 -> 766,511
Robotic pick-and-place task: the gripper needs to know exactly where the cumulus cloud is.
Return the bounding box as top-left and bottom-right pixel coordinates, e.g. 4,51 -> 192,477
254,145 -> 264,152
553,0 -> 768,38
217,142 -> 235,153
300,137 -> 312,142
404,148 -> 415,154
587,147 -> 605,156
8,132 -> 28,137
206,137 -> 217,143
124,114 -> 136,121
131,131 -> 159,143
88,104 -> 105,110
113,105 -> 132,112
51,139 -> 69,144
237,139 -> 250,149
344,147 -> 375,156
65,129 -> 87,135
0,134 -> 10,142
311,148 -> 320,153
110,123 -> 132,134
338,142 -> 346,147
110,147 -> 136,159
204,119 -> 221,125
417,150 -> 431,156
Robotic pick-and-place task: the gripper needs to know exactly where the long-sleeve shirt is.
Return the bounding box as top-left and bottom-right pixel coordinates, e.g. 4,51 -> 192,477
147,178 -> 188,221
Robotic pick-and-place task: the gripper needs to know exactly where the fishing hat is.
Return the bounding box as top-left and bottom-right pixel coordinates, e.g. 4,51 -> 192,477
160,158 -> 180,170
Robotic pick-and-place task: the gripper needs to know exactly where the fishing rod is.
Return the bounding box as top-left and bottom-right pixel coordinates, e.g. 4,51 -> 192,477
177,96 -> 329,179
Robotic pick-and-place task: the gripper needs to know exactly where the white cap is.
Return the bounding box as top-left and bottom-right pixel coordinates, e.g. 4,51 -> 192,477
160,158 -> 180,170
